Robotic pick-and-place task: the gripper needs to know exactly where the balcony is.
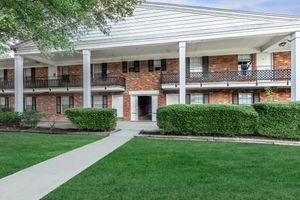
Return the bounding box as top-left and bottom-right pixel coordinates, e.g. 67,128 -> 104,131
161,69 -> 291,90
0,75 -> 126,92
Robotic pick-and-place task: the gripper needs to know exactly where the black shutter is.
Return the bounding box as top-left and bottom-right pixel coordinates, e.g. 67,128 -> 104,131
56,96 -> 61,114
102,63 -> 108,79
202,56 -> 209,74
92,96 -> 94,108
5,97 -> 9,109
233,93 -> 239,105
23,97 -> 26,111
134,61 -> 140,72
103,96 -> 108,108
32,97 -> 36,111
3,70 -> 8,81
148,60 -> 154,72
203,94 -> 209,104
186,57 -> 190,74
161,59 -> 167,71
253,93 -> 260,104
91,64 -> 93,78
31,68 -> 36,81
69,96 -> 74,108
186,94 -> 191,104
122,62 -> 128,73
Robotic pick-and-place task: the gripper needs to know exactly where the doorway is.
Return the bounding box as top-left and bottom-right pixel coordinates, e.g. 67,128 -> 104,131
138,96 -> 152,121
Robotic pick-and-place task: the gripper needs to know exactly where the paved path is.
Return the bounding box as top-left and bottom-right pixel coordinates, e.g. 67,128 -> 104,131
0,128 -> 140,200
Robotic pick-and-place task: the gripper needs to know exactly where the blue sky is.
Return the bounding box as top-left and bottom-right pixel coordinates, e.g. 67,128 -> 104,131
151,0 -> 300,15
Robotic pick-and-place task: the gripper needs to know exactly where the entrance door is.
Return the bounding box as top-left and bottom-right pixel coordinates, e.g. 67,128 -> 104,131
112,95 -> 124,118
256,53 -> 273,70
138,96 -> 152,121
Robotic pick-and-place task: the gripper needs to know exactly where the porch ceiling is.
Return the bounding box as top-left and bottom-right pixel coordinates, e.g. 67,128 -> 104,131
1,33 -> 291,68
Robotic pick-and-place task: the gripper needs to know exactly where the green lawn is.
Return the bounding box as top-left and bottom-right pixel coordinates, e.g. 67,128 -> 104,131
44,138 -> 300,200
0,132 -> 102,179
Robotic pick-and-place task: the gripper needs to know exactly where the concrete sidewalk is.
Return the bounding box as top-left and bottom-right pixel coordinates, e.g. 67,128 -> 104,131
0,130 -> 138,200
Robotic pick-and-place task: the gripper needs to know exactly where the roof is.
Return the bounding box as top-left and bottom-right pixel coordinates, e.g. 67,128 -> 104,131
15,1 -> 300,54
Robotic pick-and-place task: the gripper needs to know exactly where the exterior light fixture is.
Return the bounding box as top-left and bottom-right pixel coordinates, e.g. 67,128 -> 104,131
279,41 -> 287,47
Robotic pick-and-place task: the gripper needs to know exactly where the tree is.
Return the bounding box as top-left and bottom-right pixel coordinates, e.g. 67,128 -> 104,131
0,0 -> 141,54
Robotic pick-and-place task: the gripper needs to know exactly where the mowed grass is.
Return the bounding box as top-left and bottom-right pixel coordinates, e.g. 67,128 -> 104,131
0,132 -> 102,179
44,138 -> 300,200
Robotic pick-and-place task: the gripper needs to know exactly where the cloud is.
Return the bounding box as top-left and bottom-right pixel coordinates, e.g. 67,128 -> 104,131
149,0 -> 300,15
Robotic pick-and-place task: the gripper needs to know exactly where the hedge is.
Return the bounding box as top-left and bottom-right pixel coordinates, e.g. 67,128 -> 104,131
253,102 -> 300,138
0,112 -> 20,126
157,104 -> 258,136
65,108 -> 117,131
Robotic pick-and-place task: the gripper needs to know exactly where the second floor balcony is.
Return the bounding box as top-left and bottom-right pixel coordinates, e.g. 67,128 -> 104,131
161,69 -> 291,89
0,75 -> 126,92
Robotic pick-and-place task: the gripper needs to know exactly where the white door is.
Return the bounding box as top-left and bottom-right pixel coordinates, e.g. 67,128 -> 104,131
151,96 -> 158,122
130,95 -> 138,121
256,53 -> 273,70
166,94 -> 179,105
112,95 -> 124,118
48,66 -> 57,79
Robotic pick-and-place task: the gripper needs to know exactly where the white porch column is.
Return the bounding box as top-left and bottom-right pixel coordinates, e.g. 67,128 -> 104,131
82,50 -> 92,108
179,42 -> 186,104
291,32 -> 300,101
151,95 -> 158,122
14,55 -> 24,112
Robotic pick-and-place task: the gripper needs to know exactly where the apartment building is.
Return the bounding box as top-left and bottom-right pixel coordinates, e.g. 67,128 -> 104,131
0,2 -> 299,121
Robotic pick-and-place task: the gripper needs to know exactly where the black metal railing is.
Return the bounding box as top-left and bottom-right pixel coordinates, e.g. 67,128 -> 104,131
161,69 -> 291,84
0,75 -> 126,90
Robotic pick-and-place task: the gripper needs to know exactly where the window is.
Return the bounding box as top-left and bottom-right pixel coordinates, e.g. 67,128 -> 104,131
0,97 -> 9,110
122,61 -> 140,73
92,96 -> 108,108
92,64 -> 102,78
187,94 -> 209,104
153,60 -> 161,71
233,93 -> 260,105
61,66 -> 69,75
238,55 -> 252,72
25,96 -> 36,111
148,59 -> 167,72
56,96 -> 74,114
190,57 -> 203,73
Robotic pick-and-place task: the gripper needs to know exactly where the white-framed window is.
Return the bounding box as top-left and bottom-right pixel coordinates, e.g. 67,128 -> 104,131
190,57 -> 203,73
238,93 -> 253,105
24,68 -> 32,81
56,96 -> 74,114
153,60 -> 162,71
92,64 -> 102,78
93,96 -> 108,108
0,97 -> 8,110
61,66 -> 69,75
25,96 -> 36,111
128,61 -> 135,72
238,55 -> 252,71
0,70 -> 4,81
191,94 -> 204,104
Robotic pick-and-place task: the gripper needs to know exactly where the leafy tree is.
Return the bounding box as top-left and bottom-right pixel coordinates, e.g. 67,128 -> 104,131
0,0 -> 141,54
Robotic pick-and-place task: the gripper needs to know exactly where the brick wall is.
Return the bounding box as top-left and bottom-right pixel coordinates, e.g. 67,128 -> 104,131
209,55 -> 238,72
273,51 -> 291,69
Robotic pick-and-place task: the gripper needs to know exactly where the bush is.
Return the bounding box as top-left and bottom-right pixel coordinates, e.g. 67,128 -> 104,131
253,102 -> 300,138
157,104 -> 258,136
65,108 -> 117,131
0,112 -> 20,126
20,110 -> 48,128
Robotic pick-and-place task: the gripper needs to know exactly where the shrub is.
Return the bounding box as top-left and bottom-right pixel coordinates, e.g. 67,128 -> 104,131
20,110 -> 48,128
253,102 -> 300,138
65,108 -> 117,131
0,112 -> 20,126
157,104 -> 258,136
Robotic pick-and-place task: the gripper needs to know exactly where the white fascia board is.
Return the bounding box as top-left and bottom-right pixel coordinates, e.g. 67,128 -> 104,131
129,90 -> 160,96
162,81 -> 291,90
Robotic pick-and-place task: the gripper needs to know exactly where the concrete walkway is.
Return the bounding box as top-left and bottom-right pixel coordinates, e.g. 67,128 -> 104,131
0,128 -> 140,200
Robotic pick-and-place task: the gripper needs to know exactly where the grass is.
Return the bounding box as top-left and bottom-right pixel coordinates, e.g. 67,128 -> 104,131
0,132 -> 102,179
44,138 -> 300,200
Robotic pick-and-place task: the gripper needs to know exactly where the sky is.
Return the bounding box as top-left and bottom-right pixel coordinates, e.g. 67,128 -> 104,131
151,0 -> 300,15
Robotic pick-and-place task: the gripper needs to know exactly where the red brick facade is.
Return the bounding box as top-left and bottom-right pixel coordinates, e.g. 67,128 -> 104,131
0,52 -> 292,121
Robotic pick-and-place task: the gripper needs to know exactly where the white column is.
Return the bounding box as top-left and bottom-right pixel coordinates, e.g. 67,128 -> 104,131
14,55 -> 24,112
151,95 -> 158,122
82,50 -> 92,108
291,32 -> 300,101
179,42 -> 186,104
130,95 -> 138,121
